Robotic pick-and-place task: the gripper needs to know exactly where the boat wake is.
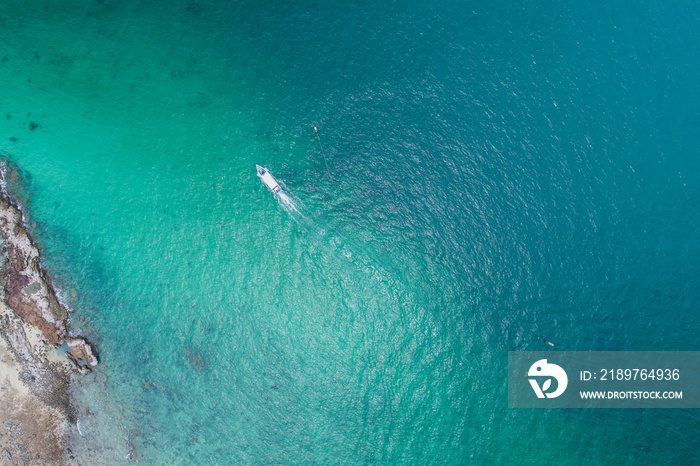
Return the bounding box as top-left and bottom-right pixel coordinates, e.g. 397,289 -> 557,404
256,165 -> 360,265
275,189 -> 313,230
274,185 -> 363,267
277,190 -> 301,215
257,165 -> 316,232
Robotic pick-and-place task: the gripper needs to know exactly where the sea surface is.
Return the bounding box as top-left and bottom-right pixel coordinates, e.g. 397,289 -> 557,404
1,0 -> 699,463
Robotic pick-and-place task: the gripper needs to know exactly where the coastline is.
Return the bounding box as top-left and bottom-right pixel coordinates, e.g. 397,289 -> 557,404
0,301 -> 68,464
0,161 -> 97,464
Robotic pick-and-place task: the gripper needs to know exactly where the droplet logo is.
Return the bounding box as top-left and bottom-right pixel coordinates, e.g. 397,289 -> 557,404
528,359 -> 568,398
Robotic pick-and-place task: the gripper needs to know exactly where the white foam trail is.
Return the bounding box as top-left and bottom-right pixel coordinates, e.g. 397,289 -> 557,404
272,185 -> 390,285
274,189 -> 317,235
278,191 -> 300,214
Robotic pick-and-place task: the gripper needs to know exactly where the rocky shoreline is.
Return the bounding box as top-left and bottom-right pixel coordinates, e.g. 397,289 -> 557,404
0,162 -> 97,464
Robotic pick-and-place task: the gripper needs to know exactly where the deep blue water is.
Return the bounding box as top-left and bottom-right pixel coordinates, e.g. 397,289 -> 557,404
0,0 -> 699,463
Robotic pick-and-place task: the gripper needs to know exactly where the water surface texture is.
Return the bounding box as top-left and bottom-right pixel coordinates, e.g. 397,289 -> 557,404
1,0 -> 699,463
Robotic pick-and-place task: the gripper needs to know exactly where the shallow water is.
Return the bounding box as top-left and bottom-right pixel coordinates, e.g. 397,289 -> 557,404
1,0 -> 699,463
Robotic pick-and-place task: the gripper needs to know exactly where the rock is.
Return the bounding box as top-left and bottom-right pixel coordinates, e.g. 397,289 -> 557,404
65,351 -> 92,375
4,273 -> 66,346
0,178 -> 69,346
65,336 -> 98,366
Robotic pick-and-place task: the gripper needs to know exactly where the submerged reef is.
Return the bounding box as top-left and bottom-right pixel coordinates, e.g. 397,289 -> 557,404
0,161 -> 97,463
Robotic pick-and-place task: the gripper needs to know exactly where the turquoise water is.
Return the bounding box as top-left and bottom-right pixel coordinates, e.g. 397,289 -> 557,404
1,0 -> 699,463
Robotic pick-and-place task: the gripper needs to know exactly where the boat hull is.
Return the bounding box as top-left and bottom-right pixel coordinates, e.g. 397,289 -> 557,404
256,165 -> 280,193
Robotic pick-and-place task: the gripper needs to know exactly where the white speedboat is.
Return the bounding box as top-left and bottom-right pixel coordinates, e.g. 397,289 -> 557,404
256,165 -> 281,193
